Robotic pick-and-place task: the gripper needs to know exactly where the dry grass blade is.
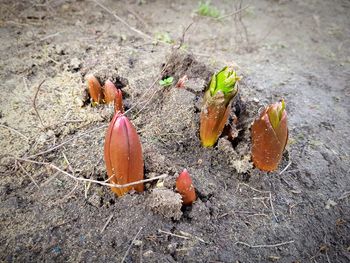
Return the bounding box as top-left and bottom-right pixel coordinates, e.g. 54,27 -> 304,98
0,124 -> 29,142
235,239 -> 294,248
33,79 -> 46,128
25,124 -> 108,159
92,0 -> 152,40
121,227 -> 143,263
101,214 -> 114,233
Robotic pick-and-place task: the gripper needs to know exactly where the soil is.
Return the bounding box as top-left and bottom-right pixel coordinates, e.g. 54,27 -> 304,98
1,0 -> 349,262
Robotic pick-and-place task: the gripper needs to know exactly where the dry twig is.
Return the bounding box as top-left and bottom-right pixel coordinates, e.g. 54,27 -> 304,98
0,124 -> 29,142
236,183 -> 279,223
16,161 -> 40,189
121,227 -> 143,263
92,0 -> 152,40
15,157 -> 168,189
279,161 -> 292,175
33,80 -> 46,128
25,124 -> 107,159
101,214 -> 114,233
235,239 -> 294,248
217,5 -> 249,20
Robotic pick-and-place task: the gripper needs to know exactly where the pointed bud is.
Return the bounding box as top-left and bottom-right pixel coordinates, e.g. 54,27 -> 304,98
200,66 -> 240,147
176,169 -> 196,205
87,75 -> 103,104
114,89 -> 124,113
104,113 -> 144,196
251,100 -> 288,171
103,80 -> 118,104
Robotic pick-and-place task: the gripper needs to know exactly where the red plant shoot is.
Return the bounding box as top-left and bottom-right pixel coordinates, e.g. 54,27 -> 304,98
251,100 -> 288,171
176,169 -> 196,205
104,113 -> 144,196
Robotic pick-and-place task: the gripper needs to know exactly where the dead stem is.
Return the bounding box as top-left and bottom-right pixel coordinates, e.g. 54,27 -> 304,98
0,124 -> 29,142
269,192 -> 279,223
25,124 -> 107,159
92,0 -> 152,40
15,157 -> 168,189
16,161 -> 40,189
158,229 -> 190,240
100,214 -> 114,234
234,239 -> 294,248
279,161 -> 292,175
33,79 -> 46,128
123,59 -> 171,117
217,5 -> 250,20
121,227 -> 143,263
236,183 -> 279,223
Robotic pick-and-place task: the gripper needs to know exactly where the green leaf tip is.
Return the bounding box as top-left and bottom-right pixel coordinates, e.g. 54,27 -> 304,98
268,99 -> 286,130
209,66 -> 240,97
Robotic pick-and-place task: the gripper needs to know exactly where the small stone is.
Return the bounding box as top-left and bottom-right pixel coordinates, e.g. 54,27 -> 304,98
87,193 -> 101,207
70,58 -> 81,70
325,199 -> 337,209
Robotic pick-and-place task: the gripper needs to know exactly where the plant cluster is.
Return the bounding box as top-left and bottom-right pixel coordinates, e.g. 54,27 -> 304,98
87,66 -> 288,205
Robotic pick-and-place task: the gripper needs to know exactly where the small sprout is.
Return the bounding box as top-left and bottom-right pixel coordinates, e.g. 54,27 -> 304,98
86,75 -> 103,104
159,76 -> 174,87
251,100 -> 288,171
176,75 -> 188,88
196,1 -> 221,18
200,66 -> 240,147
86,76 -> 123,108
114,89 -> 124,113
103,80 -> 118,103
176,169 -> 196,206
155,32 -> 174,44
104,112 -> 144,196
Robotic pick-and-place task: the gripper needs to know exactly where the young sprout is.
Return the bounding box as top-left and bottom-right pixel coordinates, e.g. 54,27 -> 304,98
86,75 -> 103,104
104,112 -> 144,196
196,1 -> 221,18
159,76 -> 174,87
176,169 -> 196,206
176,75 -> 188,88
251,100 -> 288,171
200,66 -> 240,147
103,80 -> 118,104
114,89 -> 124,113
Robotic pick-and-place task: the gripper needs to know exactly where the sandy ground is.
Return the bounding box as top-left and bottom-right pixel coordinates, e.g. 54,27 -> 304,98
0,0 -> 349,262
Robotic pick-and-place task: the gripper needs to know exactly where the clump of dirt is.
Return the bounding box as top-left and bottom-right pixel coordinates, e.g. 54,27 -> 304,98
148,188 -> 183,220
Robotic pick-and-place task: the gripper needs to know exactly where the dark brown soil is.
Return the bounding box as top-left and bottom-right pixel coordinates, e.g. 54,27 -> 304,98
1,0 -> 349,262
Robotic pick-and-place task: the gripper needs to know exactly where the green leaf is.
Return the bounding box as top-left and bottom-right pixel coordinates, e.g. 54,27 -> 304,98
268,100 -> 286,130
209,66 -> 240,97
159,76 -> 174,87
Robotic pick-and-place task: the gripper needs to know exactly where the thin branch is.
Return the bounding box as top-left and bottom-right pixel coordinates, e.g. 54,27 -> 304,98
338,191 -> 350,200
39,32 -> 60,42
101,214 -> 114,233
121,227 -> 143,263
236,183 -> 271,194
235,240 -> 294,248
25,124 -> 107,159
123,59 -> 171,117
33,79 -> 46,128
269,192 -> 279,223
17,161 -> 40,189
217,5 -> 249,20
279,161 -> 292,175
92,0 -> 152,40
0,124 -> 29,141
158,229 -> 190,240
15,157 -> 168,188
